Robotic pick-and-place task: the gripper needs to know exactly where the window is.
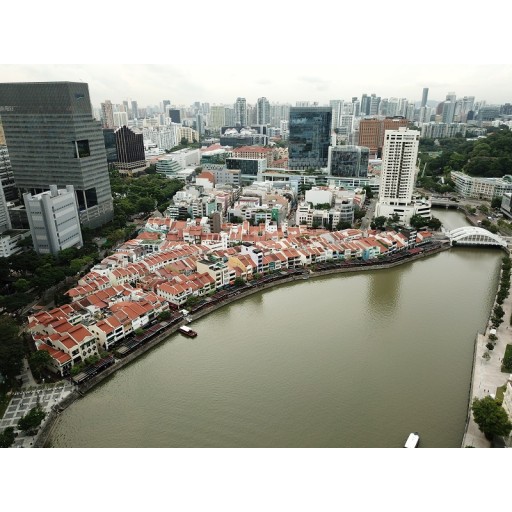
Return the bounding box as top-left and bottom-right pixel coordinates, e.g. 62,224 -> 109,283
74,140 -> 90,158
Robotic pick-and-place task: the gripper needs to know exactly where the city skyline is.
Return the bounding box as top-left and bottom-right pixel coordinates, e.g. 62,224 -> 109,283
2,64 -> 512,108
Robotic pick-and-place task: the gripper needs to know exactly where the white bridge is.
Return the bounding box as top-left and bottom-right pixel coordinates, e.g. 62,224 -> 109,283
447,227 -> 508,248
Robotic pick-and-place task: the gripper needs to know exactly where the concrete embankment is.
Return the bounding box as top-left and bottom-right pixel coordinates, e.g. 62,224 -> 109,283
461,256 -> 512,448
37,243 -> 449,447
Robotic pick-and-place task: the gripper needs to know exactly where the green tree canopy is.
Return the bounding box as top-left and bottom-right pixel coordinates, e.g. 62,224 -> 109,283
29,350 -> 53,380
17,405 -> 46,434
373,216 -> 387,230
471,396 -> 512,440
0,316 -> 24,383
410,214 -> 429,230
0,427 -> 16,448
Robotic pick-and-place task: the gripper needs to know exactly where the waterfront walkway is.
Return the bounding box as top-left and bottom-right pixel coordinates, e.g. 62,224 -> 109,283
462,263 -> 512,448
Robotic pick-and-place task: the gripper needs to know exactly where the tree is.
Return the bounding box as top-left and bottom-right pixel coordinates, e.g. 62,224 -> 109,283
0,427 -> 15,448
17,405 -> 46,434
410,214 -> 429,230
363,186 -> 374,199
491,196 -> 503,209
336,221 -> 352,231
0,316 -> 24,384
29,350 -> 53,380
471,396 -> 512,440
374,216 -> 387,230
234,277 -> 245,287
158,310 -> 171,321
427,217 -> 442,231
13,278 -> 30,293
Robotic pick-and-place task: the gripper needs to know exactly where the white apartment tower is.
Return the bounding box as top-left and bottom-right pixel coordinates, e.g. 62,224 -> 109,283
376,127 -> 430,225
380,127 -> 419,204
23,185 -> 83,255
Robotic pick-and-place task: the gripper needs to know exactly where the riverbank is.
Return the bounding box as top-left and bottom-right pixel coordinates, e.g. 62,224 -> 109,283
462,256 -> 512,448
35,242 -> 450,447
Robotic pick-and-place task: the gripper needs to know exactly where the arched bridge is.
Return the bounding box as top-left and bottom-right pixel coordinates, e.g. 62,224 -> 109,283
447,227 -> 508,248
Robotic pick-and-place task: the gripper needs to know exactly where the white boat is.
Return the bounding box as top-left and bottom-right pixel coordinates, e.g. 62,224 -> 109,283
179,325 -> 197,338
404,432 -> 420,448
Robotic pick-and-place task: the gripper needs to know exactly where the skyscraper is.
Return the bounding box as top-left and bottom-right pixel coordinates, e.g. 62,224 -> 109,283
442,101 -> 456,124
114,126 -> 146,175
256,97 -> 270,125
235,97 -> 247,127
288,106 -> 332,170
421,88 -> 429,108
375,127 -> 430,225
0,81 -> 114,228
379,127 -> 419,205
100,100 -> 114,129
131,100 -> 138,119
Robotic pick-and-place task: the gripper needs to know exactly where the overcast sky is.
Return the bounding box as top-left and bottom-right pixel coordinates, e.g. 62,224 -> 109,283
3,2 -> 511,109
2,63 -> 512,108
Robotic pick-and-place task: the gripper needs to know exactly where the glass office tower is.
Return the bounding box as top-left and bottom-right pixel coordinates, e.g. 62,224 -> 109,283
0,82 -> 114,228
288,106 -> 332,170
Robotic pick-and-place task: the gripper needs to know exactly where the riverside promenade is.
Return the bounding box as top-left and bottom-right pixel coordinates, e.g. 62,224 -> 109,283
462,259 -> 512,448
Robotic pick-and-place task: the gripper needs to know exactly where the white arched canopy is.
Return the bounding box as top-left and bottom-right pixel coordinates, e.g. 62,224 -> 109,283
447,227 -> 507,248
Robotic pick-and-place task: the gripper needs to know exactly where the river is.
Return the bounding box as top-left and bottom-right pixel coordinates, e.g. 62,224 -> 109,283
49,209 -> 502,447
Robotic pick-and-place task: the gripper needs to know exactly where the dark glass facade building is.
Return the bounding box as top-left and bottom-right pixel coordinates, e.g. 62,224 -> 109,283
169,109 -> 181,123
0,81 -> 113,228
288,107 -> 332,170
103,129 -> 118,165
114,126 -> 145,173
328,145 -> 369,178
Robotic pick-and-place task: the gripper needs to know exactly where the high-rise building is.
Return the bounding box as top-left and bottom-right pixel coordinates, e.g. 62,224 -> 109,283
23,184 -> 83,255
0,81 -> 114,228
358,117 -> 409,157
257,97 -> 270,125
100,100 -> 114,129
375,127 -> 430,225
421,88 -> 429,108
196,113 -> 204,139
328,145 -> 369,177
162,100 -> 170,113
442,101 -> 456,124
114,126 -> 146,174
288,107 -> 332,170
131,100 -> 138,119
379,127 -> 419,204
208,106 -> 226,132
329,100 -> 343,130
113,111 -> 128,128
270,104 -> 290,127
0,183 -> 11,233
169,109 -> 181,124
0,145 -> 17,201
235,97 -> 247,127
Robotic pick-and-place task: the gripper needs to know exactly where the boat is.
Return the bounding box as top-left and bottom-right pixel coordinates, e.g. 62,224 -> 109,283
179,325 -> 197,338
404,432 -> 420,448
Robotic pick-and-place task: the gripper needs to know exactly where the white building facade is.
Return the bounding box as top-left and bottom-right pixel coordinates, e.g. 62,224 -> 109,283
23,185 -> 83,255
375,127 -> 431,225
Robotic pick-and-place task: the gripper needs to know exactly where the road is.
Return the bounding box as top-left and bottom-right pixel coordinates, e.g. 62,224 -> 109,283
360,198 -> 376,230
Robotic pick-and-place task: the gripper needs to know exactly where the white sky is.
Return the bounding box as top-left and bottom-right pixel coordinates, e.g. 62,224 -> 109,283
3,2 -> 512,109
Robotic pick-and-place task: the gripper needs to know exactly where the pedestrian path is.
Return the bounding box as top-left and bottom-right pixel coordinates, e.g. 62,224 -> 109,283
0,382 -> 74,448
463,262 -> 512,448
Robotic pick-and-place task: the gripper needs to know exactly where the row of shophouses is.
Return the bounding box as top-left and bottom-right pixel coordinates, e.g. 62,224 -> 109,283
27,218 -> 432,376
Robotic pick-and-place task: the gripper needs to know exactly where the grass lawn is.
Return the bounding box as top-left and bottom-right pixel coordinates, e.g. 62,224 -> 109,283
501,344 -> 512,373
495,384 -> 507,403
